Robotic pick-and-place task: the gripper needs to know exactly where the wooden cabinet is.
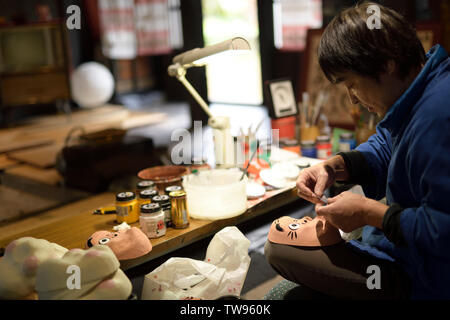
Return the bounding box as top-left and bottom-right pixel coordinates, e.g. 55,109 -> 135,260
0,21 -> 71,108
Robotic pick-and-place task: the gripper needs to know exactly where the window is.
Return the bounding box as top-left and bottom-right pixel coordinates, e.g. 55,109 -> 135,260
201,0 -> 263,105
273,0 -> 322,51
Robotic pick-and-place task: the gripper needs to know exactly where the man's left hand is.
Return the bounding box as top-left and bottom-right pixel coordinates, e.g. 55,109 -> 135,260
315,191 -> 386,233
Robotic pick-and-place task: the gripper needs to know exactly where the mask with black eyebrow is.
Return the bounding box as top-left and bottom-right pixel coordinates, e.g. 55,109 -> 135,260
269,216 -> 343,247
86,227 -> 152,260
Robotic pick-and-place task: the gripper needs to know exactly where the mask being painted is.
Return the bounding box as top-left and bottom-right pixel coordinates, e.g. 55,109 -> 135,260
87,227 -> 152,260
268,216 -> 343,247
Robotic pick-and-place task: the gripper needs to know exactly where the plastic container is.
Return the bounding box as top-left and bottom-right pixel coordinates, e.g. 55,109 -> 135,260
271,116 -> 296,139
182,168 -> 248,220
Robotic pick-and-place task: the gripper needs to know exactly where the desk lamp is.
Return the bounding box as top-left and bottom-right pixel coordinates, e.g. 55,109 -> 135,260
168,37 -> 251,168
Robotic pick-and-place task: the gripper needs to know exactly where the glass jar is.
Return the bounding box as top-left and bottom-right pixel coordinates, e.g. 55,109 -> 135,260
139,203 -> 166,238
136,180 -> 155,195
152,194 -> 171,228
138,189 -> 158,208
316,135 -> 332,160
115,191 -> 139,224
164,185 -> 182,195
169,190 -> 189,229
338,132 -> 356,152
300,140 -> 317,158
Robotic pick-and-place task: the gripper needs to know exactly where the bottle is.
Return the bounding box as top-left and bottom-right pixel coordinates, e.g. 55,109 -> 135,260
136,180 -> 155,195
169,190 -> 189,229
316,135 -> 332,160
338,132 -> 356,152
164,185 -> 182,195
115,191 -> 139,224
139,203 -> 166,238
152,194 -> 172,228
138,189 -> 158,207
300,140 -> 317,158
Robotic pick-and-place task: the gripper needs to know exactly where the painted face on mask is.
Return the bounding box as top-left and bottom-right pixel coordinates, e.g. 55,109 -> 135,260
268,216 -> 343,247
87,227 -> 152,260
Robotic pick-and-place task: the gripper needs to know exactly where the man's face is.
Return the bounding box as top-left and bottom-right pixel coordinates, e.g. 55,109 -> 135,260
335,71 -> 399,118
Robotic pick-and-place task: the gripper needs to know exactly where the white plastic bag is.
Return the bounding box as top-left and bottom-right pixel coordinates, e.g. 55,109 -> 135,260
141,226 -> 251,300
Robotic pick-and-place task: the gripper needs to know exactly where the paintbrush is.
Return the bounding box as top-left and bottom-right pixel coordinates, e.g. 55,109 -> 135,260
314,194 -> 328,205
312,91 -> 329,125
240,142 -> 259,180
302,92 -> 310,127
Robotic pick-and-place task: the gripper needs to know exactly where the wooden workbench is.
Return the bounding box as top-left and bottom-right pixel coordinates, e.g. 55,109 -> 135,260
0,186 -> 301,271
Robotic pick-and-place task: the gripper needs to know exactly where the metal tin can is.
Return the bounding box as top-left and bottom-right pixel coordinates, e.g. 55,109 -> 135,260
169,190 -> 189,229
138,189 -> 158,207
115,191 -> 139,224
165,185 -> 182,195
152,194 -> 171,227
316,135 -> 332,160
139,203 -> 166,238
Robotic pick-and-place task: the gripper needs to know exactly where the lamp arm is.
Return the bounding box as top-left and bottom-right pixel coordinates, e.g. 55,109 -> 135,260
177,74 -> 213,118
168,63 -> 213,118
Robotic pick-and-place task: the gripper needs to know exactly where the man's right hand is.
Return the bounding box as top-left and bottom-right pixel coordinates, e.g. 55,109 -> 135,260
296,155 -> 349,204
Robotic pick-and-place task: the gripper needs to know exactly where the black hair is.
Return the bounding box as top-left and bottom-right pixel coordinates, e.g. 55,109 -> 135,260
318,2 -> 426,83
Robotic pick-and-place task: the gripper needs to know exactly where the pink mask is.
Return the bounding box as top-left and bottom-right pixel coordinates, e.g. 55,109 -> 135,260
268,216 -> 343,247
87,227 -> 152,260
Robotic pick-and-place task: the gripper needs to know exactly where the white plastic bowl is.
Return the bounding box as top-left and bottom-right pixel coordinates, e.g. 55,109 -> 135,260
182,168 -> 248,220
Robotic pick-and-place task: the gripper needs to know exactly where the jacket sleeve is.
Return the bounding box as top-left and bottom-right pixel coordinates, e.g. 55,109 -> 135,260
398,114 -> 450,261
353,125 -> 392,200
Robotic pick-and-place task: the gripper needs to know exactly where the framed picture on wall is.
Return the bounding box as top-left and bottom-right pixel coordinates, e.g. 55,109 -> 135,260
298,28 -> 355,129
265,78 -> 298,119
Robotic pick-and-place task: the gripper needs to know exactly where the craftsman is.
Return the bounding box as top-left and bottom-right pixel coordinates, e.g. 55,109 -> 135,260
265,2 -> 450,299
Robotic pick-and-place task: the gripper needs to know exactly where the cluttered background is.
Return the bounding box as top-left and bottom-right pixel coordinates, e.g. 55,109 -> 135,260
0,0 -> 448,300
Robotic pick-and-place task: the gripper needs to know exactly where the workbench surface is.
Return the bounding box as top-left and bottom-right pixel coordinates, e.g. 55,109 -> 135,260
0,186 -> 301,270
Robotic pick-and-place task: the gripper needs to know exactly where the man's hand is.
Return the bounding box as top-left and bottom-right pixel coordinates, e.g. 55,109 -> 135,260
315,191 -> 388,232
296,163 -> 335,204
296,155 -> 349,204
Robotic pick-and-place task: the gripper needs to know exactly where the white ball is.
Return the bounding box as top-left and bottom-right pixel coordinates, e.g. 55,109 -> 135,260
70,62 -> 115,108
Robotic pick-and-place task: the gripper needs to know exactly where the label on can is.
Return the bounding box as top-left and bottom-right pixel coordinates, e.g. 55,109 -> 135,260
116,205 -> 133,217
170,194 -> 189,229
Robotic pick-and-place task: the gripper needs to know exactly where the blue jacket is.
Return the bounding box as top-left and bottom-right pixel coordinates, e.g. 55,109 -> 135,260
349,45 -> 450,299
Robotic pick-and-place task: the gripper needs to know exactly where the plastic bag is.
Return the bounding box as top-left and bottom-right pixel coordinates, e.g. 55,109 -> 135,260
141,226 -> 251,300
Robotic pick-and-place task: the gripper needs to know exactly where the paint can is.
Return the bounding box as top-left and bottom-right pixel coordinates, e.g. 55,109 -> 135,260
169,190 -> 189,229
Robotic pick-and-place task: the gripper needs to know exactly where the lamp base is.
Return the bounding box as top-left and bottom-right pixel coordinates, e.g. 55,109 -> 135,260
209,116 -> 235,168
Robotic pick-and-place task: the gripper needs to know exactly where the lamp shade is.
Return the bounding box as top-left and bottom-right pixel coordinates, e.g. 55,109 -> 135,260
172,37 -> 251,67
